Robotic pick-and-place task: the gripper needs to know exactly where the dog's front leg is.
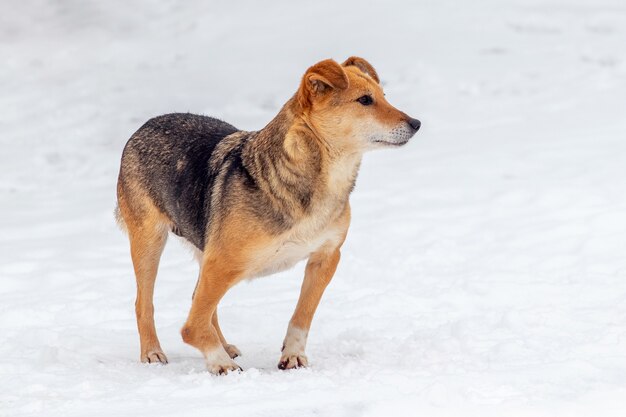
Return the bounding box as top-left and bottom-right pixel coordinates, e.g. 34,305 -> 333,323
279,246 -> 341,369
181,256 -> 242,375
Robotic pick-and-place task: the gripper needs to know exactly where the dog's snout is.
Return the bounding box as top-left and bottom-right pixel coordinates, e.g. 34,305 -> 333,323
407,118 -> 421,131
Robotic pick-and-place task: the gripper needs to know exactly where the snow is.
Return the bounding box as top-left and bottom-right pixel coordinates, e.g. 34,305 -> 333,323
1,0 -> 626,416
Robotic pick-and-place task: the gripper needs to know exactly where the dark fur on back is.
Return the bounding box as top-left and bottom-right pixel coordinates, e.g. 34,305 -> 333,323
118,113 -> 239,249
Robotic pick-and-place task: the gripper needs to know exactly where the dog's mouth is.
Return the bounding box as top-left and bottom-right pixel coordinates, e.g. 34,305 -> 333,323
373,139 -> 410,147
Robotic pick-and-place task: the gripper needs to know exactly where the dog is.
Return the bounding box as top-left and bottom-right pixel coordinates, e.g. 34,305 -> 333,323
116,57 -> 420,374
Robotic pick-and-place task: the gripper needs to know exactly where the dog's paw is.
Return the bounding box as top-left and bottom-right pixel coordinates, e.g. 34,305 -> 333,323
205,347 -> 242,375
279,325 -> 309,370
224,343 -> 242,359
141,349 -> 168,364
278,353 -> 308,370
207,360 -> 242,375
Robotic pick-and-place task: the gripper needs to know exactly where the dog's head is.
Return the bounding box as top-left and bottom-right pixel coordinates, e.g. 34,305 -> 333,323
297,57 -> 420,151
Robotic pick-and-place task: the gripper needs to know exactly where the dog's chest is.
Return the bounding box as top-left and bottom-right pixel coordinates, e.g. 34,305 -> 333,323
246,204 -> 345,279
243,155 -> 358,279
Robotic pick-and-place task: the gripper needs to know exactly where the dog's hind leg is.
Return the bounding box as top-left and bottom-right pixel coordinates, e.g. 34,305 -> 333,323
122,197 -> 169,364
212,309 -> 241,359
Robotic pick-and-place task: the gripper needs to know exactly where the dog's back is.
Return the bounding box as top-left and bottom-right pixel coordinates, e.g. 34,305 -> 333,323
117,113 -> 238,249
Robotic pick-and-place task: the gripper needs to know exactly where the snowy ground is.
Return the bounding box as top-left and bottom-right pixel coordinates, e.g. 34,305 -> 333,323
2,0 -> 626,416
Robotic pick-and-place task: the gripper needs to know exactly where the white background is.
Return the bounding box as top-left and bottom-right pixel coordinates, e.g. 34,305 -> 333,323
1,1 -> 626,416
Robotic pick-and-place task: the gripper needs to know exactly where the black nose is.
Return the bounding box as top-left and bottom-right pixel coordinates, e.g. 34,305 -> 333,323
407,118 -> 421,131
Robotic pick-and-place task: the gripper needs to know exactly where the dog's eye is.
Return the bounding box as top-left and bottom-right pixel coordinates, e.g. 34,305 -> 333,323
357,95 -> 373,106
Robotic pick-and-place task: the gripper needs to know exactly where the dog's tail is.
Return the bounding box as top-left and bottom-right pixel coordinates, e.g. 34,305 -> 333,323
114,204 -> 128,233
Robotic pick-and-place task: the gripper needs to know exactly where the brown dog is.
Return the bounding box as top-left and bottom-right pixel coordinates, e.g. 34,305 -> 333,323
116,57 -> 420,374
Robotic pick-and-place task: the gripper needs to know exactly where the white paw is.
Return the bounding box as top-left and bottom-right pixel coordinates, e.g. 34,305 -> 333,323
278,325 -> 309,369
278,352 -> 308,369
205,347 -> 242,375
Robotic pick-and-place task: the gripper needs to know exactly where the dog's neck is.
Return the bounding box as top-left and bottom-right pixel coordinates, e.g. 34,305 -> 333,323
242,97 -> 362,217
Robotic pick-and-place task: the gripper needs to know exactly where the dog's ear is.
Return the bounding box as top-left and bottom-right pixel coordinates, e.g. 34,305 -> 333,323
342,56 -> 380,84
298,59 -> 349,109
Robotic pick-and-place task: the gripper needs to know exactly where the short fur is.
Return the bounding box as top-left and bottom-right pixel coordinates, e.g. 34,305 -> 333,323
116,57 -> 420,373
